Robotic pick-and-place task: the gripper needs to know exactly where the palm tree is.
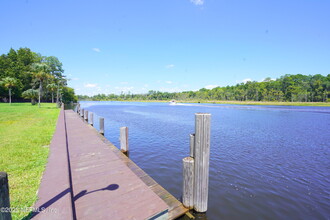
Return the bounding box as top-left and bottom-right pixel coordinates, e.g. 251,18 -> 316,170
47,83 -> 57,103
22,89 -> 39,105
31,63 -> 51,107
56,77 -> 66,104
0,77 -> 17,104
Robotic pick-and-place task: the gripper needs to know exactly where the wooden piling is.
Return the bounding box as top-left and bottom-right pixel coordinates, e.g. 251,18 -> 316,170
193,113 -> 211,213
0,172 -> 11,220
81,109 -> 84,118
183,157 -> 194,209
190,134 -> 195,158
99,117 -> 104,135
120,127 -> 129,155
90,112 -> 93,126
84,110 -> 88,122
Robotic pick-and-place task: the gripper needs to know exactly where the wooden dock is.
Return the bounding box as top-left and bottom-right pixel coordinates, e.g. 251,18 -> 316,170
32,108 -> 188,219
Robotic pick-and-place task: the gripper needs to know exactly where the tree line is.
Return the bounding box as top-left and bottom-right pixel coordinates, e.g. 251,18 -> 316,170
0,48 -> 77,105
78,74 -> 330,102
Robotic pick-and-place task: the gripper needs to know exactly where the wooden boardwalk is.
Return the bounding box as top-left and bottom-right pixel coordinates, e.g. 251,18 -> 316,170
32,108 -> 188,219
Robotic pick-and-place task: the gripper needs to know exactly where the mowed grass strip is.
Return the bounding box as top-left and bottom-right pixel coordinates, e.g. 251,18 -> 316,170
0,103 -> 60,219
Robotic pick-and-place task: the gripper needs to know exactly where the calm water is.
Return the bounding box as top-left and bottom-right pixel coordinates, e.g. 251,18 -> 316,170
79,101 -> 330,220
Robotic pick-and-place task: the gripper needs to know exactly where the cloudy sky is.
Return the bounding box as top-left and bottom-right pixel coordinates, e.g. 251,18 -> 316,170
1,0 -> 329,95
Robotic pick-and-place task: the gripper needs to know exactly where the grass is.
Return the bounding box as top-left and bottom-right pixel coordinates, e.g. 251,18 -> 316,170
0,103 -> 60,220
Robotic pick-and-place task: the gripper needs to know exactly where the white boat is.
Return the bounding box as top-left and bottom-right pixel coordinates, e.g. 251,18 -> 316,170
169,100 -> 177,105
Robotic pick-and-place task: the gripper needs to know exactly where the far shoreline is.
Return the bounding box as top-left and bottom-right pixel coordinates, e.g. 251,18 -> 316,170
77,99 -> 330,107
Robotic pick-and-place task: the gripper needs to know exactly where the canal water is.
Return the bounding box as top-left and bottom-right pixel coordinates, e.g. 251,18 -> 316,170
79,101 -> 330,219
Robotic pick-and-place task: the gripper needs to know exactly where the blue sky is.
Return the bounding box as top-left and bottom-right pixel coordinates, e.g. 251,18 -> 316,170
1,0 -> 329,95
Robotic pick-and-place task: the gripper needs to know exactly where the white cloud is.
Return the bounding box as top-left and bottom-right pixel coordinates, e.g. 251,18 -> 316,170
165,64 -> 175,69
72,77 -> 79,81
205,85 -> 219,89
92,48 -> 101,52
190,0 -> 204,5
165,81 -> 173,84
84,83 -> 98,88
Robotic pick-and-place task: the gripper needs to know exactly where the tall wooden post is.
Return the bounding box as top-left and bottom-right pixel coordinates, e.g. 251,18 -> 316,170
120,127 -> 129,155
193,113 -> 211,212
0,172 -> 11,220
182,157 -> 194,209
81,109 -> 84,118
99,117 -> 104,135
84,110 -> 88,122
90,112 -> 94,126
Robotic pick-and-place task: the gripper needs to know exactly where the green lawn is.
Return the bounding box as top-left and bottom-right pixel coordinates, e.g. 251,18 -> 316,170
0,103 -> 60,219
